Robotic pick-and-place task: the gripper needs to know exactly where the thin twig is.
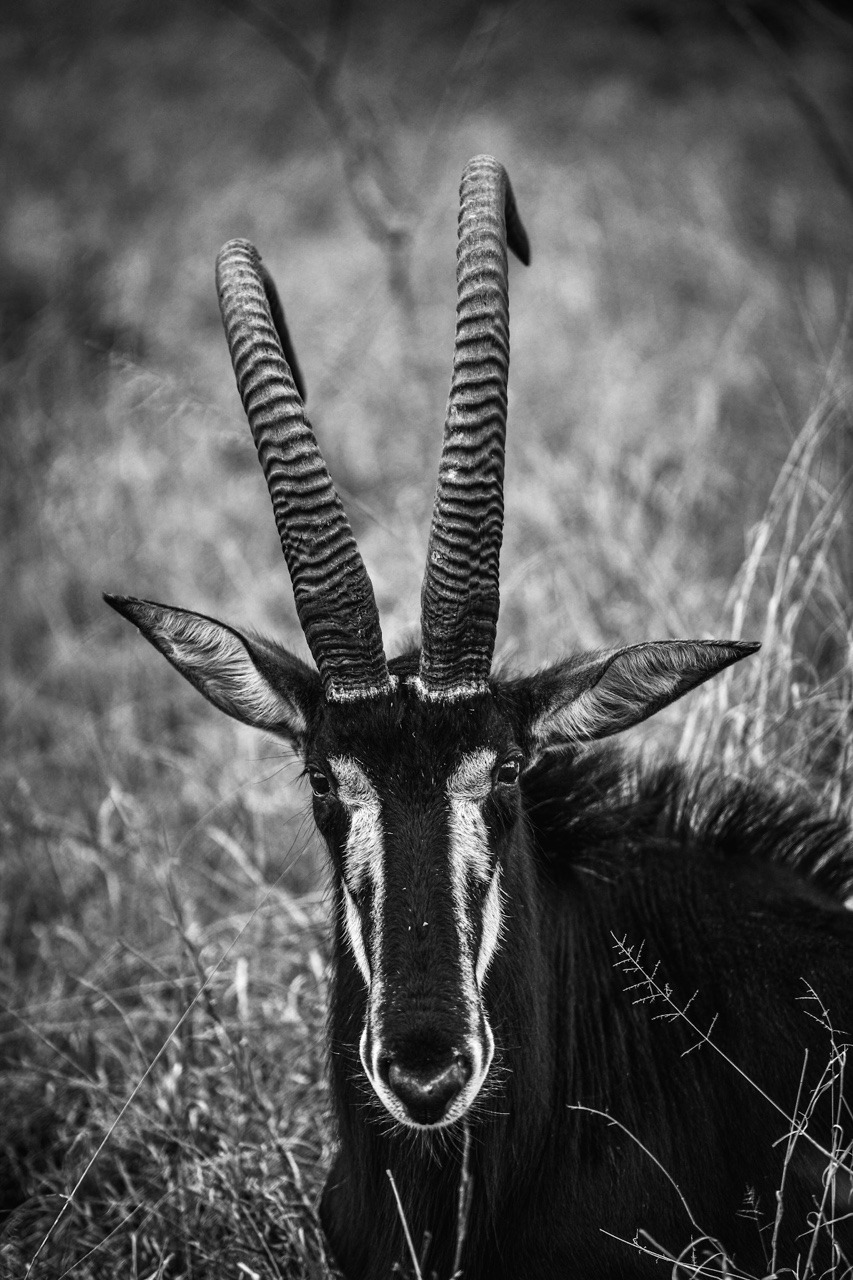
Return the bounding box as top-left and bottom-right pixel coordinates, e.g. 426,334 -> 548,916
450,1121 -> 473,1278
55,1192 -> 171,1280
567,1104 -> 708,1238
219,0 -> 414,309
386,1168 -> 423,1280
770,1048 -> 809,1273
614,935 -> 853,1179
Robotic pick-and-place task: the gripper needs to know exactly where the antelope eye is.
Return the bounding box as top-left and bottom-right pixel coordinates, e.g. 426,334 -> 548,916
494,755 -> 522,787
308,768 -> 332,798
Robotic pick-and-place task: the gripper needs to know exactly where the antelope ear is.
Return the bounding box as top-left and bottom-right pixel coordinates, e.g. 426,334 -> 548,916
503,639 -> 759,761
105,595 -> 322,750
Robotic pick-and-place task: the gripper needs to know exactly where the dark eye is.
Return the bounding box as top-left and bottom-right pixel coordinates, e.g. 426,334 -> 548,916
494,754 -> 522,787
308,768 -> 332,798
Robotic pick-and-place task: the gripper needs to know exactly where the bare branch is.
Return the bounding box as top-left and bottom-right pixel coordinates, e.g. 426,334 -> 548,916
220,0 -> 415,312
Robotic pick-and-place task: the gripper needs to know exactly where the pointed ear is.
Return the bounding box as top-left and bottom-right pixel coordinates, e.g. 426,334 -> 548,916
501,639 -> 759,761
105,595 -> 322,751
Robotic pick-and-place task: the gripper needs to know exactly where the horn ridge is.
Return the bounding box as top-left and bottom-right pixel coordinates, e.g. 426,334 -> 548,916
216,238 -> 391,700
418,155 -> 529,698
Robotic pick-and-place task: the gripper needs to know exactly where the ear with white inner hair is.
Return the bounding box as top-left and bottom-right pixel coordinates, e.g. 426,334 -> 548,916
104,595 -> 322,750
504,639 -> 759,761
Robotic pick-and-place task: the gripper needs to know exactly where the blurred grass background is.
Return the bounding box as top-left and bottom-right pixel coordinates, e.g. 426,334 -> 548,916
2,0 -> 853,1274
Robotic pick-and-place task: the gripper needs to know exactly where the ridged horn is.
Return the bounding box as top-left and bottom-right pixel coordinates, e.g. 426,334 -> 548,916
417,155 -> 530,699
216,238 -> 391,701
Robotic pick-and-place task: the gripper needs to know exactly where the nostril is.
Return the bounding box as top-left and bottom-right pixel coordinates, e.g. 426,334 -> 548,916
386,1055 -> 472,1125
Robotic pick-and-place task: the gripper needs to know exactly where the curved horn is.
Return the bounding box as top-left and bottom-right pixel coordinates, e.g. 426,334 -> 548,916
417,156 -> 530,699
216,239 -> 391,701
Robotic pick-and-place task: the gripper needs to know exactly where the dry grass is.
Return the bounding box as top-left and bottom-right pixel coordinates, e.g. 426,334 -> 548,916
2,1 -> 853,1275
600,942 -> 853,1280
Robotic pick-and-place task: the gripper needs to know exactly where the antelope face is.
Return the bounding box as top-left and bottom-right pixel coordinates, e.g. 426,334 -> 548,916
107,154 -> 756,1138
310,683 -> 521,1128
107,158 -> 532,1134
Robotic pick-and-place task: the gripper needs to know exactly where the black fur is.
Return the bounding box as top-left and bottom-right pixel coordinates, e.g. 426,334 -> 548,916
322,732 -> 853,1279
106,611 -> 853,1275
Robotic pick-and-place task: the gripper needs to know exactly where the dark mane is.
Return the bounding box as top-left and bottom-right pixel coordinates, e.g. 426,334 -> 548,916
525,744 -> 853,902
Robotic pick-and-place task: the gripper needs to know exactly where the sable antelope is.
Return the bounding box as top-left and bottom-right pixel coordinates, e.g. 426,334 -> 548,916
107,156 -> 853,1279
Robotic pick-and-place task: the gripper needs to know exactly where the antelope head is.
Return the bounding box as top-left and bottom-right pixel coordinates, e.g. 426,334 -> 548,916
107,156 -> 754,1129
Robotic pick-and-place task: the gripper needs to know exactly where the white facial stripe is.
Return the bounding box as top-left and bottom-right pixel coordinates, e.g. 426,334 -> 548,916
448,749 -> 496,887
365,736 -> 500,1129
476,865 -> 504,987
332,757 -> 383,894
330,757 -> 384,997
342,883 -> 371,985
338,749 -> 503,1130
447,749 -> 502,1039
448,749 -> 496,804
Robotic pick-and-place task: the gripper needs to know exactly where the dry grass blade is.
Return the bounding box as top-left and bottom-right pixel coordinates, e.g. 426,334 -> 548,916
680,396 -> 853,822
450,1121 -> 473,1279
386,1170 -> 423,1280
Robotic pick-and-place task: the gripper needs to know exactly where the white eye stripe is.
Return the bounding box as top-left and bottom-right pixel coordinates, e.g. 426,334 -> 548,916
342,882 -> 371,986
344,802 -> 382,897
447,748 -> 495,802
476,866 -> 504,987
334,748 -> 504,1132
446,750 -> 504,1039
330,756 -> 383,895
448,787 -> 493,884
331,757 -> 379,808
447,749 -> 497,887
330,757 -> 385,1000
